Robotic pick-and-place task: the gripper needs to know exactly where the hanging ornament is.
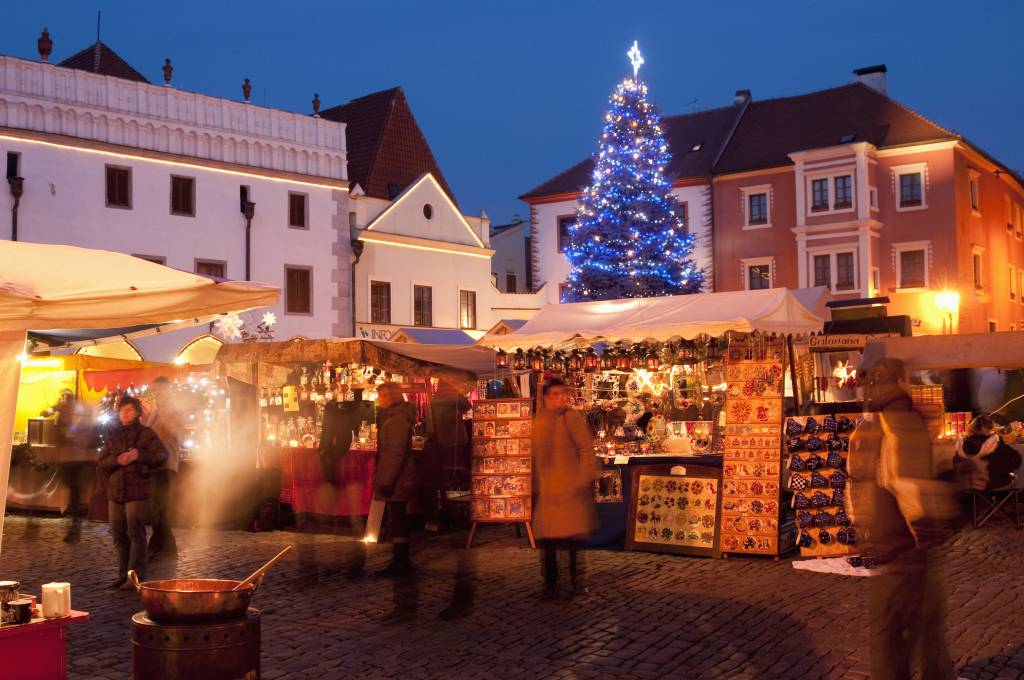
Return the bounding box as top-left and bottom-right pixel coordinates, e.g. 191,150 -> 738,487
495,349 -> 509,369
530,351 -> 546,373
550,352 -> 566,374
584,348 -> 600,373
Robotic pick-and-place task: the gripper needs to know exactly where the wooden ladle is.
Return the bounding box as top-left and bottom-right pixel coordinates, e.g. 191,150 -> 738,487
232,546 -> 294,591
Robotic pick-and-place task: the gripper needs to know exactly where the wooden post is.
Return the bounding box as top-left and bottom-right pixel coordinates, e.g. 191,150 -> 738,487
786,334 -> 801,416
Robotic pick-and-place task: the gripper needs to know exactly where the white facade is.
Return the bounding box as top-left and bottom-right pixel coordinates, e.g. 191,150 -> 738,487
528,183 -> 715,304
489,219 -> 529,293
351,175 -> 544,339
0,54 -> 351,361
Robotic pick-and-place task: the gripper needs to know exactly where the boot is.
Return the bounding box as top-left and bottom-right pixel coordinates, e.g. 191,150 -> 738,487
345,540 -> 367,580
568,548 -> 588,599
539,547 -> 558,601
375,541 -> 412,578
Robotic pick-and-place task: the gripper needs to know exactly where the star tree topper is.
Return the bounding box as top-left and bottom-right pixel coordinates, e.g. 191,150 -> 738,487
627,40 -> 644,79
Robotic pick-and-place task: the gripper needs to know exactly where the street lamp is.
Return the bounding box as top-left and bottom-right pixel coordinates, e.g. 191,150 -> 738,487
935,289 -> 960,335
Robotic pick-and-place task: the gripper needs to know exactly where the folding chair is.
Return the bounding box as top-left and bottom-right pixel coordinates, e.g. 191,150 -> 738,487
972,473 -> 1022,529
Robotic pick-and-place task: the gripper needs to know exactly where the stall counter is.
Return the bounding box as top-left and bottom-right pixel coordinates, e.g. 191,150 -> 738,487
263,445 -> 376,517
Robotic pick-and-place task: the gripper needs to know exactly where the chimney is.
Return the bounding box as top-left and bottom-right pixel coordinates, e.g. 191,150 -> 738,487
733,89 -> 751,105
853,64 -> 887,95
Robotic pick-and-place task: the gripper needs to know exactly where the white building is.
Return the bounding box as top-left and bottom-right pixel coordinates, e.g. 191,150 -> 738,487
519,101 -> 748,302
489,217 -> 529,294
349,174 -> 544,340
0,38 -> 351,362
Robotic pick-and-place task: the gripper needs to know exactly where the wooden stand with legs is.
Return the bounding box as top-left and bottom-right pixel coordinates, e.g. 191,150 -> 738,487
465,520 -> 535,549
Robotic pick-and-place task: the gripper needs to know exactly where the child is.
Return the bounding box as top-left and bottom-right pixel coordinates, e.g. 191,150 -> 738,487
957,415 -> 1022,490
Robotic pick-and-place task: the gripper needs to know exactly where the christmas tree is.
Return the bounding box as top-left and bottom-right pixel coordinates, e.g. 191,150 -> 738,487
564,42 -> 703,302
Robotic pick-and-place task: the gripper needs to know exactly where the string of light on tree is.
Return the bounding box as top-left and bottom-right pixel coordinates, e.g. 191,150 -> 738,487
564,42 -> 703,302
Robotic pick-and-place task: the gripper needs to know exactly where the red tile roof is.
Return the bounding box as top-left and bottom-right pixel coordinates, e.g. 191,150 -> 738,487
714,83 -> 957,174
520,104 -> 745,200
58,41 -> 149,83
320,87 -> 456,204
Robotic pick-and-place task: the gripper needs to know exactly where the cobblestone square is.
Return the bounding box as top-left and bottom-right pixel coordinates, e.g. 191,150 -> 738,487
2,516 -> 1021,679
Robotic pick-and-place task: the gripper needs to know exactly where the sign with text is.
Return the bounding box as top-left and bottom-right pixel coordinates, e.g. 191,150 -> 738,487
355,324 -> 395,341
808,332 -> 901,351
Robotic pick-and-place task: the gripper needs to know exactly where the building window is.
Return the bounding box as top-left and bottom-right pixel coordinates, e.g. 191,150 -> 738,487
869,187 -> 878,210
836,252 -> 855,291
195,259 -> 226,279
813,254 -> 831,288
559,283 -> 570,302
988,320 -> 998,333
506,272 -> 518,293
370,281 -> 391,324
679,202 -> 689,234
5,152 -> 20,179
170,175 -> 195,216
896,249 -> 925,289
288,192 -> 307,229
105,165 -> 132,209
285,266 -> 312,315
871,267 -> 881,296
557,216 -> 574,253
1011,265 -> 1018,302
413,285 -> 432,327
1006,196 -> 1014,232
1019,270 -> 1024,305
1016,203 -> 1023,240
459,290 -> 477,329
422,204 -> 433,220
133,254 -> 165,265
744,260 -> 772,290
973,248 -> 984,291
811,178 -> 829,212
834,175 -> 852,209
969,173 -> 980,213
899,173 -> 922,207
748,193 -> 768,225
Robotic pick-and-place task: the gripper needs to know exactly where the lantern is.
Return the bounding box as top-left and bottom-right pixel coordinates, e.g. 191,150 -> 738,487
629,348 -> 646,370
615,351 -> 631,371
495,349 -> 509,369
645,348 -> 661,371
567,351 -> 583,372
512,349 -> 527,371
601,349 -> 616,371
583,349 -> 600,373
550,352 -> 566,374
530,351 -> 546,373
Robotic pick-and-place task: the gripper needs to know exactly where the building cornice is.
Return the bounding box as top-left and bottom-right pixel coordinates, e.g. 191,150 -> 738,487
873,140 -> 959,157
357,230 -> 495,258
0,128 -> 350,190
712,166 -> 795,182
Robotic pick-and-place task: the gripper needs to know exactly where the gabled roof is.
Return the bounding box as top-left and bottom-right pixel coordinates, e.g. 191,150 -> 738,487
490,219 -> 527,238
58,41 -> 149,83
714,82 -> 957,174
320,87 -> 456,204
520,103 -> 745,201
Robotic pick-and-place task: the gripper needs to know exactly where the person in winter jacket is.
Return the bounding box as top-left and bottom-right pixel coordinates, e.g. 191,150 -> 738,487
848,358 -> 960,680
98,397 -> 167,589
957,415 -> 1022,490
532,378 -> 598,600
372,383 -> 418,578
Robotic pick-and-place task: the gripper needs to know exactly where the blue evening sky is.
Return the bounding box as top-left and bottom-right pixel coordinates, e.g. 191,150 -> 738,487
3,0 -> 1022,224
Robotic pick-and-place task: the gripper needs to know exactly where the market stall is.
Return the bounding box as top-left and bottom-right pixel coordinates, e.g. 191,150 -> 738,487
214,339 -> 495,527
479,288 -> 824,557
0,240 -> 278,554
9,355 -> 193,516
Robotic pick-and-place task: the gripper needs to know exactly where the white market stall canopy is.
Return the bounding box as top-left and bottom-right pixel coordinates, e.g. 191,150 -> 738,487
478,288 -> 824,351
862,331 -> 1024,371
0,241 -> 280,555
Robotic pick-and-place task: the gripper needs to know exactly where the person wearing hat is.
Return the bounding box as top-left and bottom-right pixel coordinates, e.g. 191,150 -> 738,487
98,396 -> 167,590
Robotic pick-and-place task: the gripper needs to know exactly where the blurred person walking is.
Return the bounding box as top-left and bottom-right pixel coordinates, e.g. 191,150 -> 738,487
532,378 -> 598,600
142,376 -> 184,561
848,358 -> 964,680
41,388 -> 89,542
373,383 -> 418,578
98,397 -> 167,590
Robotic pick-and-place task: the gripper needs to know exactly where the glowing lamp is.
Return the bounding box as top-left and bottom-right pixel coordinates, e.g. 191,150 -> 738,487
512,349 -> 527,371
601,350 -> 616,371
935,290 -> 960,315
629,350 -> 645,370
495,349 -> 509,369
645,350 -> 660,371
567,352 -> 583,372
583,349 -> 600,373
530,352 -> 546,373
550,352 -> 566,374
614,351 -> 631,371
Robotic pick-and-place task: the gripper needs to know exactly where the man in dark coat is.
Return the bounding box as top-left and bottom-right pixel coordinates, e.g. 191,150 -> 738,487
98,397 -> 167,589
373,383 -> 418,578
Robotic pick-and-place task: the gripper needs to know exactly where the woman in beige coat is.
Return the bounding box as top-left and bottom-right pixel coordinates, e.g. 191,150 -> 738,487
532,378 -> 598,599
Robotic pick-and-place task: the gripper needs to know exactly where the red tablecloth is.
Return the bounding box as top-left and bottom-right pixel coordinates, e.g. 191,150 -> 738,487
265,446 -> 376,516
1,610 -> 89,680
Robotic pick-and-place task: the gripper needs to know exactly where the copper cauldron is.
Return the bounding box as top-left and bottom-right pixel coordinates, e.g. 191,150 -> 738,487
126,570 -> 262,623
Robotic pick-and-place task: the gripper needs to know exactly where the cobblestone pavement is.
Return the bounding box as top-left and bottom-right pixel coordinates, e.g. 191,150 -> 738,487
1,515 -> 1022,679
